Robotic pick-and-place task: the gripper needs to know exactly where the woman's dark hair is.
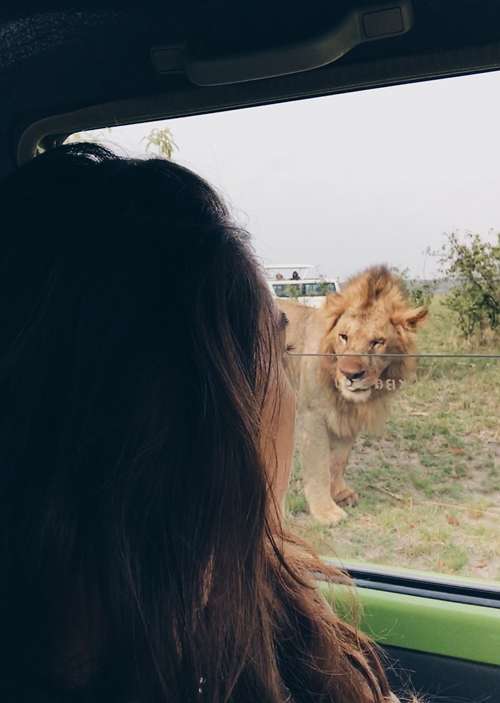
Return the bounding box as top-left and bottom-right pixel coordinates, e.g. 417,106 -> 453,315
0,143 -> 393,703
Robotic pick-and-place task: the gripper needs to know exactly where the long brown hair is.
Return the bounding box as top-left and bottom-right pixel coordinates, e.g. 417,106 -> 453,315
0,143 -> 393,703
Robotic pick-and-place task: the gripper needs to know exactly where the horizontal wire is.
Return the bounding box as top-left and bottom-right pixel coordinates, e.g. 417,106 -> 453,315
286,351 -> 500,359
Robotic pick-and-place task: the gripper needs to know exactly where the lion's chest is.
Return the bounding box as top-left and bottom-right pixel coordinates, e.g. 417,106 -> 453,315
324,394 -> 390,440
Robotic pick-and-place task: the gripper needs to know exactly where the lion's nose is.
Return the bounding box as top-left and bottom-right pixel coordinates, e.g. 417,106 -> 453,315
340,368 -> 366,382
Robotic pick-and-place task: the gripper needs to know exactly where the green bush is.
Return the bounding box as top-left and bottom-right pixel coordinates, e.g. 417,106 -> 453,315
409,281 -> 436,307
439,232 -> 500,341
389,266 -> 436,307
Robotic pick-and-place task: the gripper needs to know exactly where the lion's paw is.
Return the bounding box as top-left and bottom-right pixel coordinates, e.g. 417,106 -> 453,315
334,487 -> 359,508
310,503 -> 347,526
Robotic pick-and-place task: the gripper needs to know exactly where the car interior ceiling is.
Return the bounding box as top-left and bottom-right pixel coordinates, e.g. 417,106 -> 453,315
1,2 -> 500,702
1,1 -> 500,171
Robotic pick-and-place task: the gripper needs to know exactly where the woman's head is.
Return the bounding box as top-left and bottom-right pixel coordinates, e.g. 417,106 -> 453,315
0,142 -> 292,695
0,143 -> 391,703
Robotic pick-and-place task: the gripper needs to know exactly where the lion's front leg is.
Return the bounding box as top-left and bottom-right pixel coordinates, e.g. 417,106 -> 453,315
300,411 -> 347,526
328,436 -> 357,507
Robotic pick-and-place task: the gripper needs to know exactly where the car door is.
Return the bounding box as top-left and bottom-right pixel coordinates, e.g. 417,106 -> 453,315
324,565 -> 500,701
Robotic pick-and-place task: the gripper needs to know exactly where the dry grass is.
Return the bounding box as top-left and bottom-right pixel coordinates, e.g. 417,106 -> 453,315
286,296 -> 500,581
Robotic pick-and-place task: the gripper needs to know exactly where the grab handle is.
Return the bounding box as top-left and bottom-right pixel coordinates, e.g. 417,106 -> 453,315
181,2 -> 414,86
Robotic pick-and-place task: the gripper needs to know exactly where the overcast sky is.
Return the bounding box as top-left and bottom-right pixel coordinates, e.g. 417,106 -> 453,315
88,70 -> 500,280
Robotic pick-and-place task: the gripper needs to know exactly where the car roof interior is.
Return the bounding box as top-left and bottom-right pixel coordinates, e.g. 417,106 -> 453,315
2,0 -> 500,176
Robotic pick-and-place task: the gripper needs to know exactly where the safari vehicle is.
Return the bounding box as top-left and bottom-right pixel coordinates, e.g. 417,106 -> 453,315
3,1 -> 500,701
265,265 -> 340,308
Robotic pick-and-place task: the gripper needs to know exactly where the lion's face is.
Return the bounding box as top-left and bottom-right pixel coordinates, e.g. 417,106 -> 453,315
321,267 -> 427,404
327,308 -> 404,402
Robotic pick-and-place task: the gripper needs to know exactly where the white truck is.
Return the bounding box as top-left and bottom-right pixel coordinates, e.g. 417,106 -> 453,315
264,265 -> 340,308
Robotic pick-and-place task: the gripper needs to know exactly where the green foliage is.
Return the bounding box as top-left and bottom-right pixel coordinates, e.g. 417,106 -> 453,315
64,128 -> 112,149
66,126 -> 178,161
439,232 -> 500,341
389,266 -> 436,308
409,281 -> 436,307
142,127 -> 177,160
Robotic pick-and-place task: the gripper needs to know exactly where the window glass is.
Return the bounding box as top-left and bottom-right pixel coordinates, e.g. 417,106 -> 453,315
272,284 -> 287,297
273,284 -> 304,298
74,71 -> 500,584
303,282 -> 335,296
270,282 -> 305,297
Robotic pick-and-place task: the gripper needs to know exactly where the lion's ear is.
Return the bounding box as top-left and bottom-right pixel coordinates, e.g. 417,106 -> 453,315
392,306 -> 428,331
324,293 -> 346,332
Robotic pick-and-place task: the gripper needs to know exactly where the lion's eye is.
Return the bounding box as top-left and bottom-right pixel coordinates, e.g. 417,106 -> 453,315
339,333 -> 348,343
370,338 -> 385,348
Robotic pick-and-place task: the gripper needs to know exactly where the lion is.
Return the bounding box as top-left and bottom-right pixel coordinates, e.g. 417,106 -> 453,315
279,265 -> 428,526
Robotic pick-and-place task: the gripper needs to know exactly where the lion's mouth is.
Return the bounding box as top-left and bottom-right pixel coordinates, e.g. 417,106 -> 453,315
339,382 -> 374,403
345,381 -> 375,393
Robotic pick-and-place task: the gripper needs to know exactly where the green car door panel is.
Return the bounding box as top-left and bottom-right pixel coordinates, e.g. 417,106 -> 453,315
320,582 -> 500,702
321,582 -> 500,666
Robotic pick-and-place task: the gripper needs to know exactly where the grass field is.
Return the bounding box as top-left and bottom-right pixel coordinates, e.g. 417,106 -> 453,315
285,296 -> 500,582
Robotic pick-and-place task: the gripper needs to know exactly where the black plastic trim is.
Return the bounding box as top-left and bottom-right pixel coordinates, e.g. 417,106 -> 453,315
383,645 -> 500,702
17,38 -> 500,165
353,577 -> 500,608
326,560 -> 500,608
